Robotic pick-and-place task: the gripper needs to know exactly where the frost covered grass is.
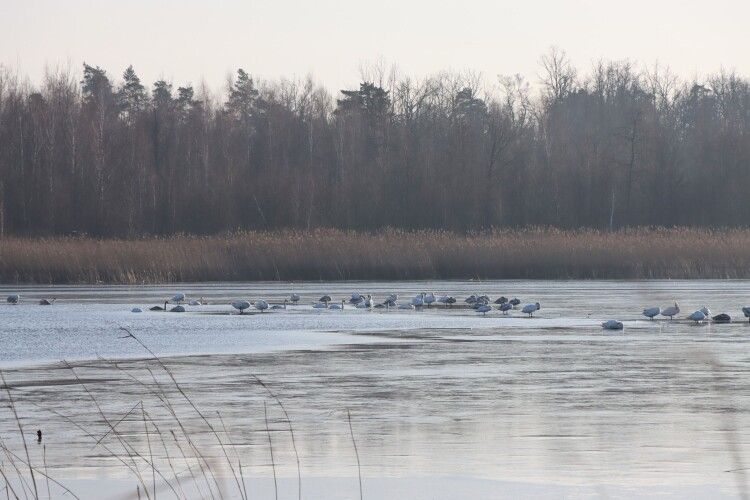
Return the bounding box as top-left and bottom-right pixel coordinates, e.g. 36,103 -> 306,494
2,227 -> 750,283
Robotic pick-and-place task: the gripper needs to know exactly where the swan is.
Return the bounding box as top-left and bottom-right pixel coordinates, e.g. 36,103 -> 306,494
712,313 -> 731,323
131,307 -> 143,313
743,307 -> 750,322
699,306 -> 711,317
171,293 -> 186,304
189,299 -> 202,306
522,302 -> 541,317
150,301 -> 169,311
355,302 -> 368,309
509,298 -> 521,308
254,300 -> 269,312
232,300 -> 251,314
382,297 -> 397,308
475,304 -> 492,315
494,297 -> 508,305
465,295 -> 477,304
411,293 -> 425,308
6,295 -> 19,304
386,293 -> 398,303
290,293 -> 300,304
170,305 -> 186,313
313,302 -> 328,309
498,303 -> 512,314
424,293 -> 436,308
364,295 -> 373,308
329,300 -> 345,310
602,320 -> 624,330
349,293 -> 363,305
438,295 -> 455,307
687,310 -> 707,324
270,299 -> 288,310
39,298 -> 55,305
472,297 -> 490,309
398,303 -> 415,310
319,295 -> 332,305
642,307 -> 660,320
660,302 -> 680,319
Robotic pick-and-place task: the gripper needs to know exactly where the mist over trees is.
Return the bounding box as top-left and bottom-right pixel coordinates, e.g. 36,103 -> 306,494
0,50 -> 749,237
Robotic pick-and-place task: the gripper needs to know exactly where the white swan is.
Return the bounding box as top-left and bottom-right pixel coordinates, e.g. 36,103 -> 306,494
254,300 -> 269,312
660,302 -> 680,319
411,293 -> 425,308
270,299 -> 288,310
329,300 -> 345,310
364,295 -> 373,308
602,320 -> 624,330
687,310 -> 707,323
522,302 -> 541,317
171,293 -> 186,304
475,304 -> 492,315
232,300 -> 251,314
642,307 -> 660,320
424,293 -> 436,308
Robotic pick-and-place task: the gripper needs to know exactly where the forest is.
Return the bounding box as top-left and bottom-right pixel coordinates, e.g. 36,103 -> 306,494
0,49 -> 748,237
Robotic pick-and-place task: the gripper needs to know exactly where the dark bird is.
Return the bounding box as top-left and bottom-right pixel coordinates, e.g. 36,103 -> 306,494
712,313 -> 731,324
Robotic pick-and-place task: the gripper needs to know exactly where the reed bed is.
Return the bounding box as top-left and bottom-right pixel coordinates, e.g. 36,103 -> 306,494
2,227 -> 750,283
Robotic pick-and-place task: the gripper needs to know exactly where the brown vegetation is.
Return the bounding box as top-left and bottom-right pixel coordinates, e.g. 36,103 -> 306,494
1,228 -> 750,283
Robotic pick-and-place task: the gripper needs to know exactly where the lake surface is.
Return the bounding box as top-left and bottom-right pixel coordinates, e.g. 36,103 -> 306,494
1,280 -> 750,499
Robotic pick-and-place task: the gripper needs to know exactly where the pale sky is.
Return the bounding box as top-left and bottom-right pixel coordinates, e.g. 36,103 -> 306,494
1,0 -> 748,93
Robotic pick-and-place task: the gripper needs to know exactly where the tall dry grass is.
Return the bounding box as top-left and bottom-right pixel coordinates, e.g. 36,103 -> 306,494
2,227 -> 750,283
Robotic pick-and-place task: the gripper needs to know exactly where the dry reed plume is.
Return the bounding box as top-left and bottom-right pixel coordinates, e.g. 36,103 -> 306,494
2,227 -> 750,284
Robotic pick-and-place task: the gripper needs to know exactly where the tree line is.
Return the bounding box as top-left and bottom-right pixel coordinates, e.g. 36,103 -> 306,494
0,49 -> 748,236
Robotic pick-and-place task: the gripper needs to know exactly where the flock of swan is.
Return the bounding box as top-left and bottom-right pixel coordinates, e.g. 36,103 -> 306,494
6,292 -> 750,329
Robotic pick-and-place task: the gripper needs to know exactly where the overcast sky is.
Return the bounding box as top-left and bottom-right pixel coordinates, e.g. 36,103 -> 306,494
1,0 -> 748,93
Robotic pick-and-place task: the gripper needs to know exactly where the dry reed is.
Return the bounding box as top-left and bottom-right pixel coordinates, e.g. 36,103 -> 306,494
2,227 -> 750,283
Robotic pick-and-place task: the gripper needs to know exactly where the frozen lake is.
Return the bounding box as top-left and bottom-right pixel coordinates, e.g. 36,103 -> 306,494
1,280 -> 750,499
